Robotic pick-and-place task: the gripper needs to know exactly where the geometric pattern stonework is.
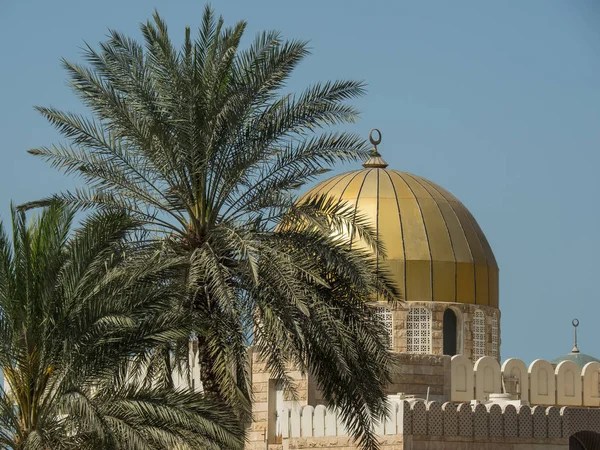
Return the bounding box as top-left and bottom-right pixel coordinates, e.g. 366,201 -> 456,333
427,402 -> 443,436
473,403 -> 488,437
488,404 -> 503,437
491,315 -> 499,360
374,306 -> 393,350
503,405 -> 518,438
442,403 -> 458,436
518,405 -> 532,438
412,402 -> 427,435
407,307 -> 432,354
473,310 -> 486,360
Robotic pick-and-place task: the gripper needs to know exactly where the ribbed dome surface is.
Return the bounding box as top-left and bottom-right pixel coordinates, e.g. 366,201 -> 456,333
301,168 -> 499,307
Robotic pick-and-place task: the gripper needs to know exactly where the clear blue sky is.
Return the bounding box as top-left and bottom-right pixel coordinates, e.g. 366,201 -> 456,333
1,0 -> 599,364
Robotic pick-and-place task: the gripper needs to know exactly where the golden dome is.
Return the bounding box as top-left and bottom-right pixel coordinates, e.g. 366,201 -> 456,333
300,137 -> 499,307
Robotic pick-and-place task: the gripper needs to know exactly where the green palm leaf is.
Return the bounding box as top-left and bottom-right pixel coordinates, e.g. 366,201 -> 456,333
0,202 -> 243,449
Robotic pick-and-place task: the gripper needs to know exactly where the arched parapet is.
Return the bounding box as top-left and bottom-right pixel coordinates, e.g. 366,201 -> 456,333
300,405 -> 314,437
473,403 -> 488,437
560,406 -> 570,439
426,401 -> 443,436
451,355 -> 474,402
324,407 -> 337,436
273,401 -> 600,440
582,361 -> 600,407
503,404 -> 518,438
411,401 -> 427,435
488,404 -> 503,437
501,358 -> 528,402
555,360 -> 582,406
280,408 -> 290,438
457,403 -> 473,437
562,405 -> 600,438
400,400 -> 412,435
570,431 -> 600,450
374,412 -> 385,436
546,406 -> 562,438
442,402 -> 458,436
474,356 -> 501,401
384,401 -> 399,435
313,405 -> 326,437
290,406 -> 301,437
529,359 -> 556,405
532,405 -> 547,438
335,410 -> 348,436
517,405 -> 532,438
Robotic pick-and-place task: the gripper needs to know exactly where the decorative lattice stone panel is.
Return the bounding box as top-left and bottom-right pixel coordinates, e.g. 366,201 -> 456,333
442,402 -> 458,436
472,310 -> 486,360
407,307 -> 432,354
503,405 -> 518,438
412,401 -> 427,435
374,306 -> 393,349
458,403 -> 473,437
546,406 -> 562,439
488,404 -> 503,437
491,315 -> 499,360
518,405 -> 532,438
473,403 -> 488,437
427,402 -> 443,436
532,406 -> 547,439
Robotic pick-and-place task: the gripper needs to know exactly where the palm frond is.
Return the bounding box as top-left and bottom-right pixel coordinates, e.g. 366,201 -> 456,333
28,7 -> 403,449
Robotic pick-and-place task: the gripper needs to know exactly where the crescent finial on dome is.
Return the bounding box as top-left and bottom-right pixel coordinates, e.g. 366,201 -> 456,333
572,318 -> 580,353
363,128 -> 389,168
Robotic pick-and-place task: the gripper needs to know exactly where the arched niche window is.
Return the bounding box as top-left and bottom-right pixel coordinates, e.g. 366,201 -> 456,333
443,308 -> 458,356
374,306 -> 393,349
407,307 -> 431,354
472,310 -> 486,360
569,431 -> 600,450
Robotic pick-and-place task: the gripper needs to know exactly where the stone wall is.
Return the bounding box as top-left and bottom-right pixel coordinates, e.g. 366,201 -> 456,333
276,400 -> 600,450
402,436 -> 566,450
249,350 -> 310,445
286,435 -> 565,450
279,400 -> 575,439
286,436 -> 404,450
390,301 -> 500,360
387,353 -> 451,402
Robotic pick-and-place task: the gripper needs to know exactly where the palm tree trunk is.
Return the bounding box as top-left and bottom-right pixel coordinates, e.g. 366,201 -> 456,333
196,336 -> 221,399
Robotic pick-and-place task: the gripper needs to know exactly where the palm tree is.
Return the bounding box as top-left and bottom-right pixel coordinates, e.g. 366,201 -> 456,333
27,7 -> 401,449
0,202 -> 243,450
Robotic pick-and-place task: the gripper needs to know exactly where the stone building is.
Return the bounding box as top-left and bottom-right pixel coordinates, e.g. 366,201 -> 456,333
247,130 -> 600,450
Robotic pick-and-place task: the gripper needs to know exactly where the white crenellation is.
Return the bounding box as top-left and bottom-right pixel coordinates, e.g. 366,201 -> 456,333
451,356 -> 600,407
582,361 -> 600,407
473,356 -> 501,401
313,405 -> 326,437
555,360 -> 582,406
501,357 -> 529,399
529,359 -> 557,405
450,354 -> 474,402
324,408 -> 337,436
